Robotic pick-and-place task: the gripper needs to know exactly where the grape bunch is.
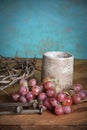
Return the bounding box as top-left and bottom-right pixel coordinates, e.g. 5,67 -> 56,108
11,78 -> 87,115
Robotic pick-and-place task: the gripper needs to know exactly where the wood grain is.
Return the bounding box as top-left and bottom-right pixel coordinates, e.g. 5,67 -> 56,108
0,59 -> 87,130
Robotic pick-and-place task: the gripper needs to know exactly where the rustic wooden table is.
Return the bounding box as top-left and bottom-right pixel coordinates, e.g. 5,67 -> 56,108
0,59 -> 87,130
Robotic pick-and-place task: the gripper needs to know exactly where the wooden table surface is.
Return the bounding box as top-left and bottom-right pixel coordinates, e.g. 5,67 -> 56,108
0,59 -> 87,130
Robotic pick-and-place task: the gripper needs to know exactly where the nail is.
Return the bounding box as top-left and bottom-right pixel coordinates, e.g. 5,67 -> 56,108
0,108 -> 43,115
0,102 -> 32,107
21,108 -> 43,114
16,106 -> 23,114
0,111 -> 13,115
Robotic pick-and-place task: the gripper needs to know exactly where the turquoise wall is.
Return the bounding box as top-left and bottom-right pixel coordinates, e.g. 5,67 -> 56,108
0,0 -> 87,59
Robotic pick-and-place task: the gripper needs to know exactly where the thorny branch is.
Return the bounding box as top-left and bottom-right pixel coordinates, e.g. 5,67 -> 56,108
0,55 -> 36,90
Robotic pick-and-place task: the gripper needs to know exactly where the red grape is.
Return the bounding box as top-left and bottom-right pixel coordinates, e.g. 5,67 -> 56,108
19,96 -> 27,103
32,85 -> 41,96
46,89 -> 55,98
12,92 -> 20,101
73,84 -> 83,92
37,83 -> 44,92
38,92 -> 47,101
54,105 -> 64,115
19,79 -> 28,87
56,92 -> 66,102
49,98 -> 58,107
19,86 -> 29,96
62,96 -> 73,106
11,78 -> 87,116
43,98 -> 53,110
78,90 -> 87,99
28,78 -> 37,87
63,106 -> 72,114
72,94 -> 81,104
43,81 -> 54,90
26,92 -> 34,101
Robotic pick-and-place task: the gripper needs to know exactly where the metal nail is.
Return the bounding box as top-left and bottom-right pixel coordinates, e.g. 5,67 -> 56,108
16,106 -> 23,114
0,111 -> 13,115
0,108 -> 43,115
21,108 -> 43,114
0,102 -> 32,107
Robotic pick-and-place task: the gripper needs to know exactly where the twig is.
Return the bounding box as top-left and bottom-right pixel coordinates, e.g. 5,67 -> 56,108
81,98 -> 87,103
0,80 -> 10,84
0,56 -> 36,90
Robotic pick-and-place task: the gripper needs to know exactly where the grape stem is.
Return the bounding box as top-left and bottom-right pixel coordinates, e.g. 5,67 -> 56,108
81,98 -> 87,103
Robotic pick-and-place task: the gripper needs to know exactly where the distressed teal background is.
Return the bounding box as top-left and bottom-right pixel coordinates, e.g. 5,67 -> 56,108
0,0 -> 87,59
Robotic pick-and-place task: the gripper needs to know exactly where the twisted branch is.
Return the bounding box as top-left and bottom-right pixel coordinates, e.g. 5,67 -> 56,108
0,56 -> 36,90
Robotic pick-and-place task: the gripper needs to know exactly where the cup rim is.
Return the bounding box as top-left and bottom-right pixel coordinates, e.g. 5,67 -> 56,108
43,51 -> 73,59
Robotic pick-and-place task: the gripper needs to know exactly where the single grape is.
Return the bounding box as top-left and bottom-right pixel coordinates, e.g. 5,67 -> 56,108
54,105 -> 64,115
38,86 -> 42,93
38,92 -> 47,101
46,89 -> 55,98
12,92 -> 20,101
19,86 -> 29,96
81,90 -> 87,95
28,78 -> 37,87
72,94 -> 81,104
31,85 -> 41,96
62,96 -> 73,106
43,98 -> 53,110
63,106 -> 72,114
78,90 -> 87,99
19,79 -> 28,87
26,92 -> 34,101
43,81 -> 54,90
37,83 -> 44,92
49,98 -> 58,107
56,92 -> 66,102
19,96 -> 27,103
73,84 -> 83,92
